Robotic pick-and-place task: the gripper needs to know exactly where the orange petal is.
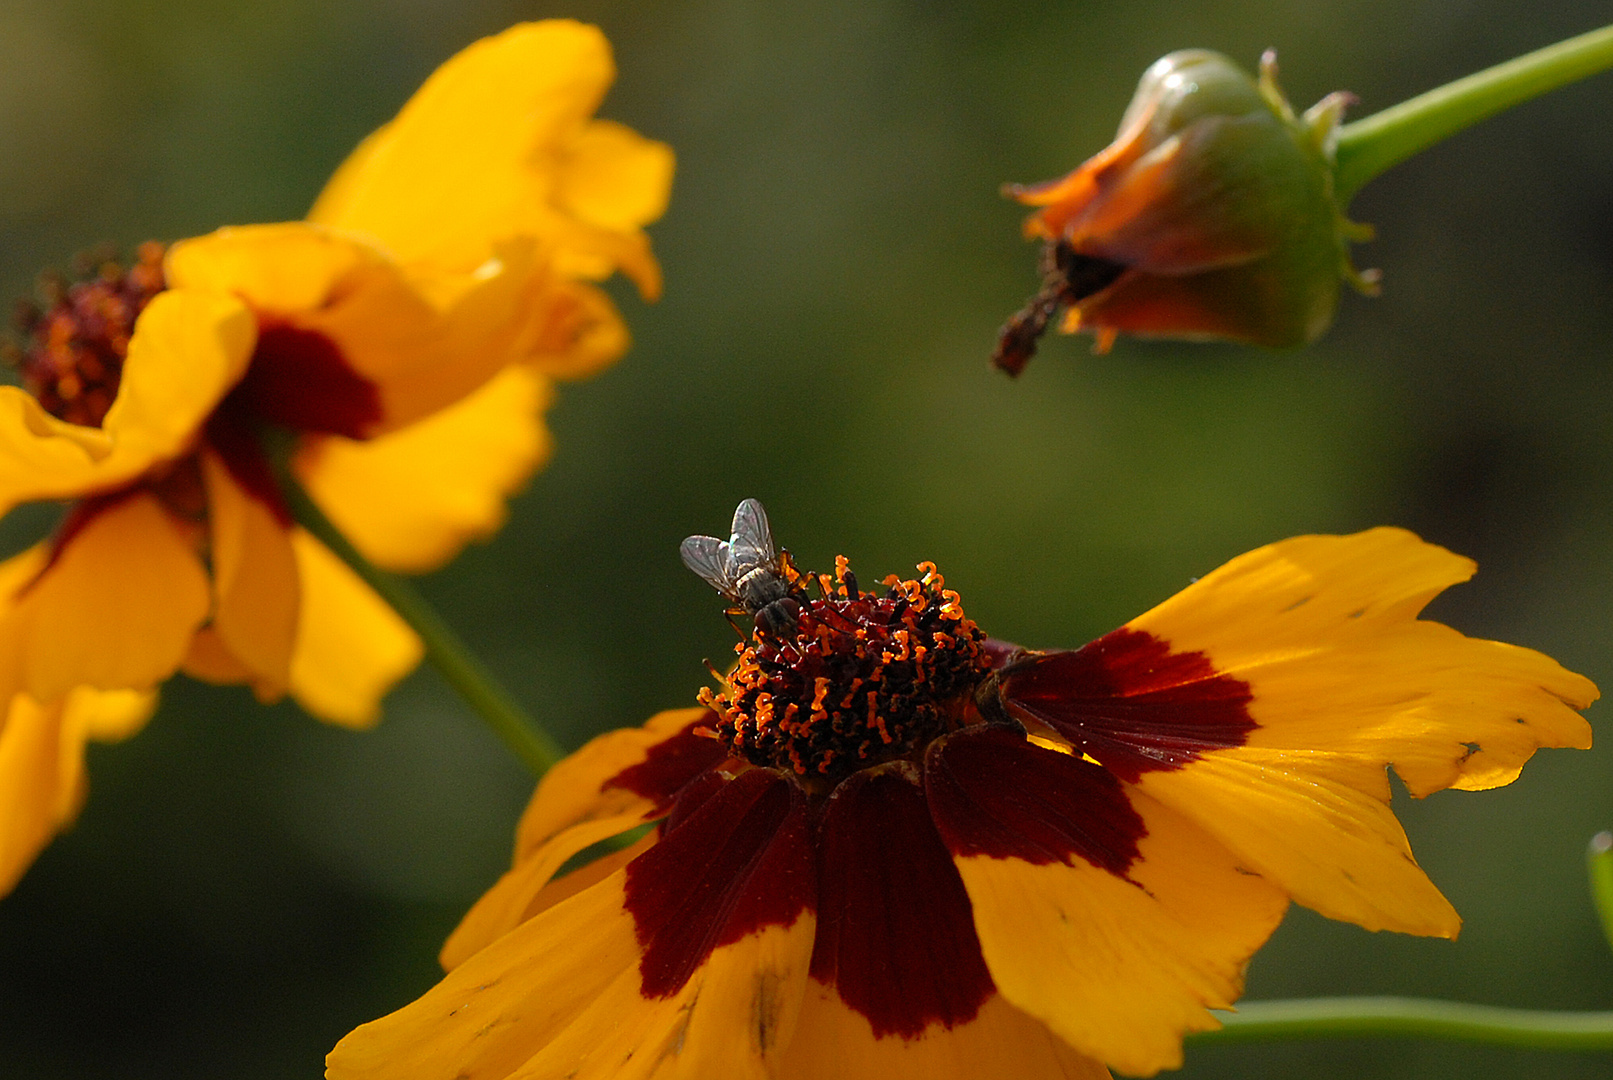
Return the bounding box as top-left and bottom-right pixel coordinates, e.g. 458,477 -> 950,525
294,366 -> 551,574
0,493 -> 209,706
199,451 -> 299,699
286,529 -> 422,728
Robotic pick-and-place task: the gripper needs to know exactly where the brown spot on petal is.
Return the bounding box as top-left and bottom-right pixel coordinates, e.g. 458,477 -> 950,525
925,725 -> 1144,875
204,406 -> 291,525
231,323 -> 382,438
998,626 -> 1254,783
605,711 -> 732,814
809,764 -> 993,1038
624,768 -> 814,1000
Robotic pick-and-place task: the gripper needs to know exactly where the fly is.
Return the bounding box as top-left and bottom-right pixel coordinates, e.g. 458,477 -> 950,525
680,498 -> 804,639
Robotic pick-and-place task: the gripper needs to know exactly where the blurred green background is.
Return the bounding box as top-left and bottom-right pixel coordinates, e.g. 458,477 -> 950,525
0,0 -> 1611,1077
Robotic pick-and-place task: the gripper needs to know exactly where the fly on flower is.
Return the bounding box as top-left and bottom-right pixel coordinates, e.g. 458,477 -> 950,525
680,498 -> 808,639
328,514 -> 1594,1080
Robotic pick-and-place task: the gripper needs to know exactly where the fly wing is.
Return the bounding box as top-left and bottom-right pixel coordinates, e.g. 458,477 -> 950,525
680,535 -> 740,599
727,498 -> 776,572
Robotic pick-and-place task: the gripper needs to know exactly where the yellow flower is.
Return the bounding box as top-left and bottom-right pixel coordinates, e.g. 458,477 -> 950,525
0,21 -> 671,892
327,515 -> 1593,1080
994,50 -> 1370,373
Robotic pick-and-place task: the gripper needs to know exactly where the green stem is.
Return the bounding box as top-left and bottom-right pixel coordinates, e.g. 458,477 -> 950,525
1333,23 -> 1613,200
281,473 -> 565,778
1190,998 -> 1613,1051
1589,832 -> 1613,954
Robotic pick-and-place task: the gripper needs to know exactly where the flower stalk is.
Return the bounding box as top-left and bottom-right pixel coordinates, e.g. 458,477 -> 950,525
279,469 -> 565,777
1193,998 -> 1613,1050
1333,22 -> 1613,200
1189,835 -> 1613,1053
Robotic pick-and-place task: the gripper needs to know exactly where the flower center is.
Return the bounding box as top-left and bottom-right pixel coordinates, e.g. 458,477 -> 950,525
698,559 -> 992,783
6,243 -> 167,428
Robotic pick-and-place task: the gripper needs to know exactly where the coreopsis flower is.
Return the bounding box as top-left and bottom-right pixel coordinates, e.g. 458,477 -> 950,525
994,49 -> 1373,373
0,20 -> 670,891
327,505 -> 1594,1080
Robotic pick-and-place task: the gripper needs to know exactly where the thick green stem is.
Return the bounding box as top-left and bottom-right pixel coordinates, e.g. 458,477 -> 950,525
281,474 -> 565,778
1190,998 -> 1613,1050
1589,832 -> 1613,954
1334,23 -> 1613,200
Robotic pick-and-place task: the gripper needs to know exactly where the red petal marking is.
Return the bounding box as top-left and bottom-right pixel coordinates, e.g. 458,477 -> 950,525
203,407 -> 292,525
603,711 -> 732,814
624,768 -> 814,999
925,726 -> 1144,875
999,626 -> 1254,783
230,323 -> 382,439
810,764 -> 994,1039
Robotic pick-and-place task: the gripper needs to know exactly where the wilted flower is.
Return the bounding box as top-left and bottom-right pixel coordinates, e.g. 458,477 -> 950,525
994,49 -> 1374,373
328,507 -> 1593,1079
0,20 -> 671,893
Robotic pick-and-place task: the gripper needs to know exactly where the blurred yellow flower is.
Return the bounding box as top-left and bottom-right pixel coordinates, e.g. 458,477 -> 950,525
0,20 -> 671,893
328,523 -> 1593,1080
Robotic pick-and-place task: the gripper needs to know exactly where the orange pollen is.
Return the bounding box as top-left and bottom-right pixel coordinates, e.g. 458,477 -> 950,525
701,557 -> 991,782
7,243 -> 167,429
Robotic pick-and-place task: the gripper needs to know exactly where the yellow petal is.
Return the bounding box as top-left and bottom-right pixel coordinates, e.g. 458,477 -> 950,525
510,707 -> 718,860
294,366 -> 551,573
1135,747 -> 1461,936
0,694 -> 79,895
519,281 -> 631,382
199,451 -> 299,700
441,810 -> 650,971
310,22 -> 623,271
774,990 -> 1109,1080
328,875 -> 645,1080
0,687 -> 155,896
0,493 -> 210,706
170,223 -> 545,434
68,684 -> 157,742
286,529 -> 422,728
0,289 -> 255,516
182,626 -> 256,685
511,919 -> 815,1080
1128,528 -> 1596,797
938,769 -> 1286,1075
555,120 -> 675,234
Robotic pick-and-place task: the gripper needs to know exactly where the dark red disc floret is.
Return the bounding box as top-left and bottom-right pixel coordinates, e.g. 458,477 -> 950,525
700,559 -> 993,783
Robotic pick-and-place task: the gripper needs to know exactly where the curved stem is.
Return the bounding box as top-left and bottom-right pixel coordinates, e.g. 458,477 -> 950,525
281,473 -> 565,778
1589,832 -> 1613,954
1190,998 -> 1613,1050
1334,23 -> 1613,200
